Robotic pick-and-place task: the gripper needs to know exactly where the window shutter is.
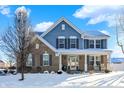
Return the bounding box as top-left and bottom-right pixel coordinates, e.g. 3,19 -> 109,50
104,39 -> 107,49
87,39 -> 89,48
101,39 -> 107,49
40,54 -> 43,66
56,38 -> 58,49
49,55 -> 52,66
32,54 -> 35,66
84,39 -> 89,49
76,38 -> 79,49
65,38 -> 68,49
84,39 -> 86,49
101,40 -> 103,49
68,38 -> 70,49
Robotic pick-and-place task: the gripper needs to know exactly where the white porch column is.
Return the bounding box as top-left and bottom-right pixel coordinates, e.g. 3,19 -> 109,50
107,53 -> 111,70
59,54 -> 62,71
84,54 -> 87,72
94,56 -> 97,67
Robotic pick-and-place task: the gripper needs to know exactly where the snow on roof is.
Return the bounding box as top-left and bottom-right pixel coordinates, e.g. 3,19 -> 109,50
84,30 -> 110,37
111,58 -> 124,63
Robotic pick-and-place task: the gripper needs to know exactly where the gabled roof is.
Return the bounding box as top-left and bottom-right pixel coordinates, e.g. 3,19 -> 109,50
32,35 -> 56,52
41,17 -> 83,37
84,30 -> 110,37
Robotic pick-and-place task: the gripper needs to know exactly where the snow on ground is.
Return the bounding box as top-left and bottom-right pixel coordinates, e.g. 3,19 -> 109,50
0,71 -> 124,88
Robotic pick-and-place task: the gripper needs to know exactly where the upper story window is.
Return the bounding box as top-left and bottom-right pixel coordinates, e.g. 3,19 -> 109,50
89,40 -> 94,48
43,51 -> 49,66
35,43 -> 39,49
70,36 -> 77,48
26,53 -> 32,66
62,24 -> 65,30
96,40 -> 101,48
84,39 -> 105,49
58,36 -> 65,48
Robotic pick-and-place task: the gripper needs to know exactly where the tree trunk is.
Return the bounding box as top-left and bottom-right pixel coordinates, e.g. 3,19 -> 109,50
19,54 -> 24,81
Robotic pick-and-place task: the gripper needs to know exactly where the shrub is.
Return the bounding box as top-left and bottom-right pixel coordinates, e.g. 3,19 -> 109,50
62,65 -> 67,71
51,71 -> 55,74
44,71 -> 49,74
104,69 -> 110,73
57,70 -> 62,74
8,66 -> 16,69
3,69 -> 8,74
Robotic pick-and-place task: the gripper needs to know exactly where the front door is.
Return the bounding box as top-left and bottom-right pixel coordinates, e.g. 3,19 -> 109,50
68,55 -> 79,70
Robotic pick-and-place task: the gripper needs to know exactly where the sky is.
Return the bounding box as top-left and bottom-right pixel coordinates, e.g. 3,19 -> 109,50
0,5 -> 124,61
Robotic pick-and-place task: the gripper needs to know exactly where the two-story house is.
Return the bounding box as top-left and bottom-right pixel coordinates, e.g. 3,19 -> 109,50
17,17 -> 112,73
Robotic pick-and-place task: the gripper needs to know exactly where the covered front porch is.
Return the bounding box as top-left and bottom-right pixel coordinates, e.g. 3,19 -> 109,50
56,49 -> 112,73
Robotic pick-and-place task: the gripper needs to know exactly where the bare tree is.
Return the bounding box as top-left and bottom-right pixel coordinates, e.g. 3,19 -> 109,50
116,14 -> 124,54
1,7 -> 34,80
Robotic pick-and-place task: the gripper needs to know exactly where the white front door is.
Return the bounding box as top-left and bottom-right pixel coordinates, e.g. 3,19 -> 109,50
68,55 -> 79,70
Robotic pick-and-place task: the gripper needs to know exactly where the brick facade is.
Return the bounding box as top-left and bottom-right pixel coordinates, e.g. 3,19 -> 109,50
18,37 -> 59,73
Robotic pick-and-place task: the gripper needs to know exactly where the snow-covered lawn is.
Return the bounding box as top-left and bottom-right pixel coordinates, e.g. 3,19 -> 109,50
1,71 -> 124,88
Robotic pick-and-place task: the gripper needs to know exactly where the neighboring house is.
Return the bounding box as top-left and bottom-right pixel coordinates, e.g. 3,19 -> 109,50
17,17 -> 112,73
110,58 -> 124,71
0,60 -> 5,69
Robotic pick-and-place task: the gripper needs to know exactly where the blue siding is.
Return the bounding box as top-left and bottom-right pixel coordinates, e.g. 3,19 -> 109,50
43,21 -> 83,49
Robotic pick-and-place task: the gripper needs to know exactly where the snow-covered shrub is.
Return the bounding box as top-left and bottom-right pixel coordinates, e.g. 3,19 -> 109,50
105,69 -> 110,73
44,71 -> 49,74
57,70 -> 63,74
51,71 -> 55,74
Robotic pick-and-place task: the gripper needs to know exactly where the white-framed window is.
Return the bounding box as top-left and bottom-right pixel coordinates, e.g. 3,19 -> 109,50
89,56 -> 94,65
70,36 -> 77,48
62,24 -> 65,30
58,36 -> 65,48
26,53 -> 32,66
96,56 -> 101,65
43,51 -> 49,66
89,40 -> 94,48
96,40 -> 101,48
35,43 -> 39,49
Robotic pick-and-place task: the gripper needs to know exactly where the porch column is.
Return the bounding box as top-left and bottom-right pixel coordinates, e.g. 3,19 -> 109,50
59,54 -> 62,71
94,55 -> 97,67
84,54 -> 87,72
107,53 -> 111,70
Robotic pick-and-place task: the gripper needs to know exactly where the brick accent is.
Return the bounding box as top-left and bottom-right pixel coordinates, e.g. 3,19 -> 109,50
101,55 -> 107,70
62,55 -> 68,66
18,37 -> 59,73
79,55 -> 84,71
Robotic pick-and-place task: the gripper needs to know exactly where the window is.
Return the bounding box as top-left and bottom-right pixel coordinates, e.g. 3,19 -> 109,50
26,54 -> 32,66
89,40 -> 94,48
89,56 -> 94,65
43,51 -> 49,66
58,36 -> 65,48
96,40 -> 101,48
62,24 -> 65,30
96,56 -> 101,65
36,43 -> 39,49
70,36 -> 77,48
